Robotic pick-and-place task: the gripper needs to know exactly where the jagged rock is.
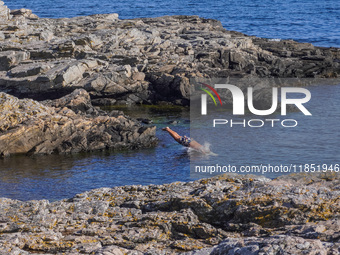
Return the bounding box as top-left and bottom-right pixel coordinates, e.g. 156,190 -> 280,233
0,172 -> 338,254
10,8 -> 38,19
0,90 -> 157,157
137,118 -> 153,124
8,62 -> 50,77
132,71 -> 145,81
0,51 -> 30,71
0,1 -> 11,21
185,235 -> 330,255
0,2 -> 338,105
43,88 -> 102,115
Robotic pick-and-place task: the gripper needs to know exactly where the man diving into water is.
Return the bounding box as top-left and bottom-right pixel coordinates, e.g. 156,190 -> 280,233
162,127 -> 208,153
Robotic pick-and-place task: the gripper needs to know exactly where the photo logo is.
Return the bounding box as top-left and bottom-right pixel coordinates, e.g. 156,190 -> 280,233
200,83 -> 312,128
199,82 -> 223,107
201,84 -> 312,116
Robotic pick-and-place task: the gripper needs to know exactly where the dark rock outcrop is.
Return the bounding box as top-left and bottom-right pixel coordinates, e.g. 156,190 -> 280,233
0,172 -> 339,254
0,89 -> 157,157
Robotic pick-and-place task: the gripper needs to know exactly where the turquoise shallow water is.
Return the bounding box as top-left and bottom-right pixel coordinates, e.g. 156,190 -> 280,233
5,0 -> 340,47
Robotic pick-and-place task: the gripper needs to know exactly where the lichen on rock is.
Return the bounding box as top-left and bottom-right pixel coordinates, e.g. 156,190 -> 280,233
0,172 -> 339,254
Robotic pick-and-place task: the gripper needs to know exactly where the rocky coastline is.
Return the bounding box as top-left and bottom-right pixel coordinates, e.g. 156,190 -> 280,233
0,2 -> 339,106
0,1 -> 340,156
0,2 -> 340,254
0,172 -> 339,254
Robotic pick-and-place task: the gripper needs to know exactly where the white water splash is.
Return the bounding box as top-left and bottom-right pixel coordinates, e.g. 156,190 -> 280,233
188,142 -> 218,156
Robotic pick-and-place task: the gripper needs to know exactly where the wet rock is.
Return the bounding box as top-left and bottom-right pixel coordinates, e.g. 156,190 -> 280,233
137,118 -> 153,124
168,120 -> 180,124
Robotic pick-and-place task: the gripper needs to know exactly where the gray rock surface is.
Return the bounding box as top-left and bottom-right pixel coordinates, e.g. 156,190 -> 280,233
0,89 -> 157,157
0,2 -> 339,254
0,1 -> 11,22
0,172 -> 339,254
0,2 -> 339,105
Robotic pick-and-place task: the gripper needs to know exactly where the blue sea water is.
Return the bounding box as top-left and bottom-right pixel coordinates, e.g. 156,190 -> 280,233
5,0 -> 340,47
190,84 -> 340,180
0,1 -> 340,201
0,107 -> 192,201
1,84 -> 340,201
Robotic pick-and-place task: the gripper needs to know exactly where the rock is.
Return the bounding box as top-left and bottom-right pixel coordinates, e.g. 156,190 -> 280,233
0,4 -> 338,106
0,90 -> 157,157
0,1 -> 11,21
185,235 -> 329,255
57,61 -> 89,85
43,88 -> 97,115
39,30 -> 54,41
132,72 -> 145,81
91,98 -> 117,106
168,120 -> 180,124
0,172 -> 338,254
0,51 -> 30,71
101,13 -> 119,21
58,40 -> 76,56
137,118 -> 153,124
95,245 -> 143,255
159,64 -> 176,73
8,63 -> 50,78
10,8 -> 35,19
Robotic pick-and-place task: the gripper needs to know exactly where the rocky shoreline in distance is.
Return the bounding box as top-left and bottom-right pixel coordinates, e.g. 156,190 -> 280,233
0,172 -> 339,254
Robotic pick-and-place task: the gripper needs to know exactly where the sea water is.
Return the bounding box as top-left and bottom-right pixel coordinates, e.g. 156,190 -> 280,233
0,85 -> 339,201
0,0 -> 340,200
